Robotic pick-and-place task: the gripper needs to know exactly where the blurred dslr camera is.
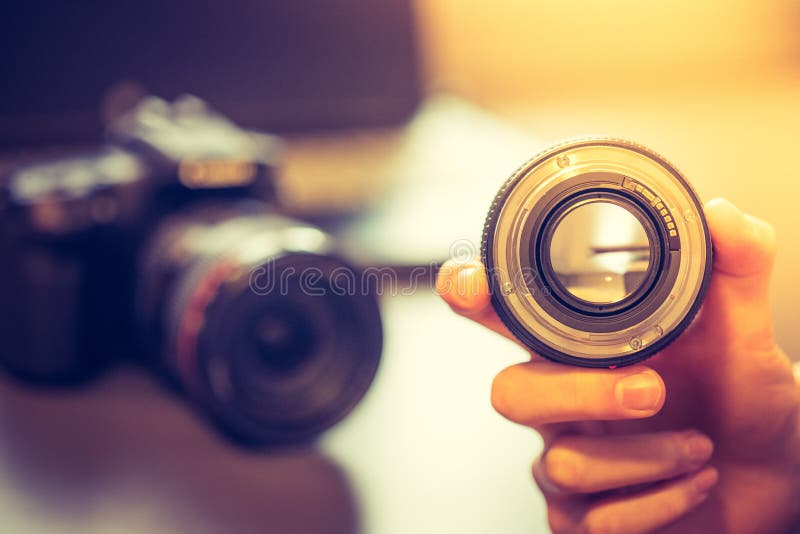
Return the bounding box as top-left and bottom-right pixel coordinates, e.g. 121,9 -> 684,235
0,96 -> 383,446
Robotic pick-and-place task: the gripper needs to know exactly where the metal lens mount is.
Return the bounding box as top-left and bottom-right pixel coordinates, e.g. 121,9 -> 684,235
482,138 -> 712,367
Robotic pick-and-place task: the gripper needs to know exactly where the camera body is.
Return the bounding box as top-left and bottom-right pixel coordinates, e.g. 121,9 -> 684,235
0,97 -> 383,445
0,97 -> 279,380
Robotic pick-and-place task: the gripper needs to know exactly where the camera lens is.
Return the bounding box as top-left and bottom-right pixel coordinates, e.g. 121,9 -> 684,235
252,309 -> 317,375
482,138 -> 712,367
549,201 -> 652,304
137,202 -> 382,445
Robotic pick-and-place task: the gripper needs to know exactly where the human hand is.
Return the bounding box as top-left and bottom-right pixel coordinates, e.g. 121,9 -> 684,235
437,199 -> 800,533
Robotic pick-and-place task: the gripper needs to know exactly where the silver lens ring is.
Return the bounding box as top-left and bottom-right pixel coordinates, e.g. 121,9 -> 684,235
481,138 -> 712,367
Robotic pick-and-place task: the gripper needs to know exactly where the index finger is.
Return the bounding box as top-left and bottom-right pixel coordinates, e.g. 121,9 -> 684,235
491,361 -> 666,426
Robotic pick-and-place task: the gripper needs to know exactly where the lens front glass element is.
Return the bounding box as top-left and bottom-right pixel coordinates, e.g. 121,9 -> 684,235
252,304 -> 318,376
549,201 -> 651,305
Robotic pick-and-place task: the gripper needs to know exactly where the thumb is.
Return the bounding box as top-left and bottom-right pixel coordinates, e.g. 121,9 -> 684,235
699,198 -> 777,349
705,198 -> 777,281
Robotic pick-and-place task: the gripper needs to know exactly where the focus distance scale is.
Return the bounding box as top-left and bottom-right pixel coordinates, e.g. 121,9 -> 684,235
482,138 -> 713,367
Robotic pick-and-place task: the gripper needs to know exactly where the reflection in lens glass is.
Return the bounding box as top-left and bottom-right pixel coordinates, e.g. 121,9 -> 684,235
550,202 -> 650,304
253,308 -> 317,376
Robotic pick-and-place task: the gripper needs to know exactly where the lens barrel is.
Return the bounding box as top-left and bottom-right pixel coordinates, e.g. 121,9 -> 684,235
138,202 -> 382,445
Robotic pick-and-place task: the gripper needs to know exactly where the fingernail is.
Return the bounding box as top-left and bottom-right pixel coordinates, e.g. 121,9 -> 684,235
692,467 -> 719,494
708,197 -> 742,216
457,265 -> 477,287
709,197 -> 746,229
455,266 -> 479,303
684,432 -> 714,464
614,371 -> 663,411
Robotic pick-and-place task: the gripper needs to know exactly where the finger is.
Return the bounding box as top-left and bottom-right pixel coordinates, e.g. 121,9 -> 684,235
701,198 -> 778,350
534,430 -> 714,495
705,198 -> 776,281
491,361 -> 665,426
704,198 -> 776,303
436,259 -> 517,342
546,467 -> 718,534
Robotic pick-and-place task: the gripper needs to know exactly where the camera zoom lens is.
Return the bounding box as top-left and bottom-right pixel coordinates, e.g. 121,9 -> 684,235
137,203 -> 382,445
482,138 -> 712,367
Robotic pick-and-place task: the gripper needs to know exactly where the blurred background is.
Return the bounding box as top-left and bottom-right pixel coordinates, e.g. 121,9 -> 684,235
0,1 -> 798,533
